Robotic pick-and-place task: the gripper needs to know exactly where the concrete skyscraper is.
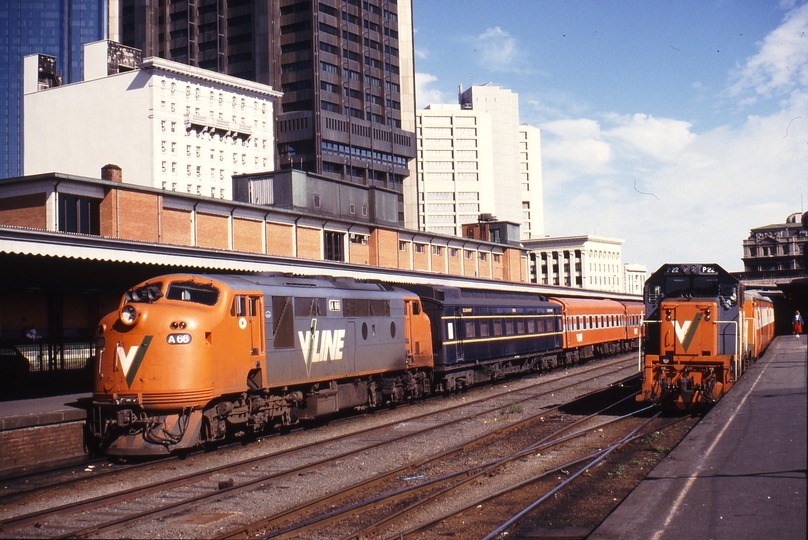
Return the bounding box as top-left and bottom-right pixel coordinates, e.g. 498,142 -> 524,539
415,84 -> 545,240
114,0 -> 416,224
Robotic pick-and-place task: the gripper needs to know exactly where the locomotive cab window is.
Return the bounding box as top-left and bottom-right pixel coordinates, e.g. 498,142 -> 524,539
231,296 -> 259,317
166,282 -> 219,305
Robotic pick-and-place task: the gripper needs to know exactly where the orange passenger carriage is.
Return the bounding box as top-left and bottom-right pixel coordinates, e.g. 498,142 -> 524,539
549,297 -> 644,364
639,264 -> 774,409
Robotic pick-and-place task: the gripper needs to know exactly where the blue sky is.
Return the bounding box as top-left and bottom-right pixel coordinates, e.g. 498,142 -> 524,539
412,0 -> 808,272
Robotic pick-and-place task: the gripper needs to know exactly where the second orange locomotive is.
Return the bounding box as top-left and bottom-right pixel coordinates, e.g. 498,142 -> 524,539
639,263 -> 774,408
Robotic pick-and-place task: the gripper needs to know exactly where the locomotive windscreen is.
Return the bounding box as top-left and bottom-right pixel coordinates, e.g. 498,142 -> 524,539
663,276 -> 719,298
166,282 -> 220,306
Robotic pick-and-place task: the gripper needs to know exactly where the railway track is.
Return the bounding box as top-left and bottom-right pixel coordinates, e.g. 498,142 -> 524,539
0,355 -> 638,539
217,382 -> 661,539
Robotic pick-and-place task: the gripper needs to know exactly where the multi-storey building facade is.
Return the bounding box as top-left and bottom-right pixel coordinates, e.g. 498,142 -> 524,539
24,41 -> 281,200
523,235 -> 625,293
0,0 -> 108,179
742,212 -> 807,282
115,0 -> 417,225
623,263 -> 647,295
518,124 -> 544,240
415,85 -> 544,240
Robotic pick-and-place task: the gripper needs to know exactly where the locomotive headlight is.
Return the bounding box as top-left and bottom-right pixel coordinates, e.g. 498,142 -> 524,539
120,305 -> 139,326
665,309 -> 671,321
96,324 -> 106,336
705,308 -> 711,321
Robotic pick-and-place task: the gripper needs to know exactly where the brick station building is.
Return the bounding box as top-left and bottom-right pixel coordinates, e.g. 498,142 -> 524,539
0,168 -> 529,386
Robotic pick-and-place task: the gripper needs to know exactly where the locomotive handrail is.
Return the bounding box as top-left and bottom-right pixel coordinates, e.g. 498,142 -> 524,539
714,320 -> 740,381
638,319 -> 662,372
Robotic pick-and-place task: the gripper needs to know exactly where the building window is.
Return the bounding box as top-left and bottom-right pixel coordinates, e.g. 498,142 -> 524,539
324,231 -> 345,262
58,195 -> 100,235
399,241 -> 407,251
433,246 -> 442,255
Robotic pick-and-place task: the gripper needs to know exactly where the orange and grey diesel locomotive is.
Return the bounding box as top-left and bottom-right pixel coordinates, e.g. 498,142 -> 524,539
90,273 -> 434,455
638,263 -> 774,408
89,273 -> 644,456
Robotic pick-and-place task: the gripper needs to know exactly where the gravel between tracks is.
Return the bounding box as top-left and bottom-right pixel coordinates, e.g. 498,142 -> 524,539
1,355 -> 696,540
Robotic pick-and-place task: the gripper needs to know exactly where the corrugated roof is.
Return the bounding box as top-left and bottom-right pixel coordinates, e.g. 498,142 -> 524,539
0,226 -> 641,301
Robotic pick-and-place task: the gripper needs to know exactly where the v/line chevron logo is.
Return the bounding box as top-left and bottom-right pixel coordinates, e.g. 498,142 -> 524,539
673,313 -> 703,352
116,336 -> 153,388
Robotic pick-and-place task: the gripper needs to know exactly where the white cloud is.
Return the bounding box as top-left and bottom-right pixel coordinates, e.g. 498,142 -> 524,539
474,27 -> 524,73
538,3 -> 808,272
606,114 -> 696,162
725,2 -> 808,103
415,72 -> 450,108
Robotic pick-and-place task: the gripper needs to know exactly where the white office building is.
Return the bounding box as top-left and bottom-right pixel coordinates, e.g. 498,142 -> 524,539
524,234 -> 625,292
623,263 -> 648,296
415,84 -> 544,240
24,40 -> 281,200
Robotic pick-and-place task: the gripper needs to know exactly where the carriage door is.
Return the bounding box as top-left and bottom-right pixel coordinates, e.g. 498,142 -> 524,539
234,295 -> 264,356
452,308 -> 464,362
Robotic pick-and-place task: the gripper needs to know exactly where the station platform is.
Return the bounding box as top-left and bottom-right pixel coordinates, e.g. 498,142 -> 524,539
591,335 -> 807,540
0,393 -> 90,478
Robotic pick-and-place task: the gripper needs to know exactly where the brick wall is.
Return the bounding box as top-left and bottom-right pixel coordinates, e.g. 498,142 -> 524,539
370,229 -> 400,269
0,422 -> 87,477
448,251 -> 462,275
348,240 -> 370,265
478,255 -> 491,279
464,252 -> 477,277
99,190 -> 117,237
0,177 -> 529,285
161,207 -> 192,246
117,191 -> 159,243
0,193 -> 47,229
233,218 -> 263,254
296,226 -> 321,260
413,244 -> 429,272
266,222 -> 294,256
196,213 -> 229,250
431,250 -> 446,274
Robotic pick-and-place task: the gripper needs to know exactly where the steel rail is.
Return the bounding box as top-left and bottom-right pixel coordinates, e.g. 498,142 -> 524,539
1,357 -> 635,538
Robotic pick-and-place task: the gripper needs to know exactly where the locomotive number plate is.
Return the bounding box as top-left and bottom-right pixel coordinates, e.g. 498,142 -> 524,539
167,333 -> 192,344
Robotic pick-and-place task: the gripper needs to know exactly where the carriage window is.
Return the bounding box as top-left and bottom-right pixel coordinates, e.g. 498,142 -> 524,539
527,319 -> 536,333
272,296 -> 295,349
412,301 -> 421,315
479,321 -> 490,337
464,321 -> 476,338
516,320 -> 525,333
166,282 -> 219,305
295,297 -> 327,317
370,300 -> 391,317
493,320 -> 502,337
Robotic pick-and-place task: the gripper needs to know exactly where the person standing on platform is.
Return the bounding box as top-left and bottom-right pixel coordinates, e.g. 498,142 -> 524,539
793,311 -> 804,336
